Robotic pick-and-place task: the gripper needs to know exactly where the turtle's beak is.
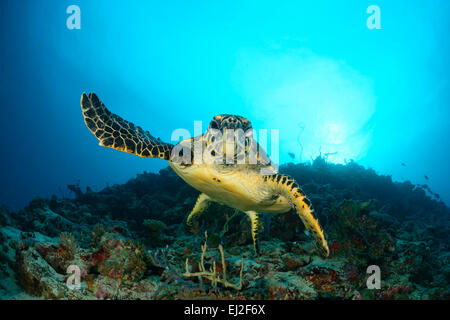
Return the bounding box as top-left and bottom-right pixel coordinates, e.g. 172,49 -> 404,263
223,131 -> 236,161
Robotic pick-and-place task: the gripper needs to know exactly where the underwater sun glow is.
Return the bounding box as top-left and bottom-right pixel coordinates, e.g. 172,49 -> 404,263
235,48 -> 375,164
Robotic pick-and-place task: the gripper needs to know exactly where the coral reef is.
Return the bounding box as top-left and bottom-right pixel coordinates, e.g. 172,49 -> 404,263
0,159 -> 448,300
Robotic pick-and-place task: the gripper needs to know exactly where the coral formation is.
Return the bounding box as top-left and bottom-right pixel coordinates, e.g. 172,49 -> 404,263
0,158 -> 448,299
182,232 -> 244,290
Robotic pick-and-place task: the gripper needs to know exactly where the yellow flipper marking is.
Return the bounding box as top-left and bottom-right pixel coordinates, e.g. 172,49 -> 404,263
186,193 -> 211,226
265,174 -> 329,257
245,210 -> 260,255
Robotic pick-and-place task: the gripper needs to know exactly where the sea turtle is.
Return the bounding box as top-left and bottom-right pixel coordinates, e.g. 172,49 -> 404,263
80,93 -> 329,257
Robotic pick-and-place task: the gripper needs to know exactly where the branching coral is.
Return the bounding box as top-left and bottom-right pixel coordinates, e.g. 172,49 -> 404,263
148,245 -> 198,299
182,232 -> 244,290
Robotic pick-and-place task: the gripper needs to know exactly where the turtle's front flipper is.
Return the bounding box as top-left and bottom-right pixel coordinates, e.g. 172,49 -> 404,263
187,193 -> 211,226
265,175 -> 329,257
245,211 -> 260,255
81,93 -> 173,160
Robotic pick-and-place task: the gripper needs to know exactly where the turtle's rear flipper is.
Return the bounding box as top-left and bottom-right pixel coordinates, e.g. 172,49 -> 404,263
245,211 -> 261,255
81,93 -> 173,160
187,193 -> 211,226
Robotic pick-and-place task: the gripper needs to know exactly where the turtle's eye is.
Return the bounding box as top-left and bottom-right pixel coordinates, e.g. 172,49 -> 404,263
210,121 -> 219,129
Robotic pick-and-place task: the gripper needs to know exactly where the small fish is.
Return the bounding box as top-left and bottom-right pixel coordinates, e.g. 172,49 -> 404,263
401,163 -> 406,167
424,175 -> 429,180
288,152 -> 295,159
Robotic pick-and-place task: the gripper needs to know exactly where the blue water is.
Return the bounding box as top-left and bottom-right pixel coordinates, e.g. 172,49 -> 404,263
0,0 -> 449,209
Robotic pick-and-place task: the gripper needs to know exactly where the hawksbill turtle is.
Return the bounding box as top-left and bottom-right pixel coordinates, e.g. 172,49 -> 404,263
80,93 -> 329,257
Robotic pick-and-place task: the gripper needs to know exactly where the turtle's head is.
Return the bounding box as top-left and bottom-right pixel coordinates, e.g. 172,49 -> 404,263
208,114 -> 252,132
205,115 -> 253,163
